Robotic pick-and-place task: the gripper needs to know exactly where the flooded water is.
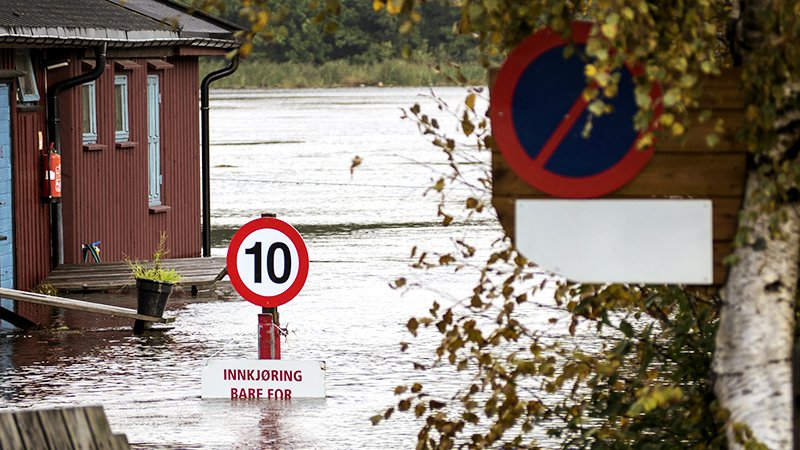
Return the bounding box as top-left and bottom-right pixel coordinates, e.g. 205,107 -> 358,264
0,87 -> 556,449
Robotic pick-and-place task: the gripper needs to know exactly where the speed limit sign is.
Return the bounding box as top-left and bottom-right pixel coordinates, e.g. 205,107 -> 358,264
226,218 -> 309,308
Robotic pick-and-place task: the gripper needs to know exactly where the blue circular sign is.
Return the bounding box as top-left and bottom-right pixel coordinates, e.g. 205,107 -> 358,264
491,22 -> 662,198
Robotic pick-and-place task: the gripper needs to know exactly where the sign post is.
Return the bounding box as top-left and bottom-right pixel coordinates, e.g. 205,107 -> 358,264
203,217 -> 324,399
226,216 -> 309,359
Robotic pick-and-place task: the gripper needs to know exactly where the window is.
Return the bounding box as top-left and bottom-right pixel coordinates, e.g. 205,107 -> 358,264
14,50 -> 39,103
114,75 -> 129,142
81,81 -> 97,144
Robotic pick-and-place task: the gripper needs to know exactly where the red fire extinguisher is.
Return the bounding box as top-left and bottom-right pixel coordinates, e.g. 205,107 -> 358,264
42,143 -> 62,203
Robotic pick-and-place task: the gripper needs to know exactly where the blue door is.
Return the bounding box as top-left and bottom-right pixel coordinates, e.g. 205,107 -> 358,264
0,83 -> 15,328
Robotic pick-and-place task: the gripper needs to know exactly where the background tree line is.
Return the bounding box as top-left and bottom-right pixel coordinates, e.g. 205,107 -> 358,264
209,0 -> 475,64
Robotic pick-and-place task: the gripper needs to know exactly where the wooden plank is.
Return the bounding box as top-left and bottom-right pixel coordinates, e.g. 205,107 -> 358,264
0,412 -> 24,450
0,305 -> 40,329
37,409 -> 73,450
13,411 -> 49,450
657,109 -> 745,153
61,408 -> 96,450
109,434 -> 129,450
493,151 -> 747,198
82,406 -> 116,450
0,288 -> 174,323
695,68 -> 744,109
45,257 -> 227,293
712,197 -> 743,241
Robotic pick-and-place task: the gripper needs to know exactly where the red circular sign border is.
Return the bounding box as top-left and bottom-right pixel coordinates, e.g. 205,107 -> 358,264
226,217 -> 309,308
491,21 -> 663,199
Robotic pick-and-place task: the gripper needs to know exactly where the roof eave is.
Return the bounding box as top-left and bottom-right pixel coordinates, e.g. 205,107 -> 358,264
0,27 -> 238,49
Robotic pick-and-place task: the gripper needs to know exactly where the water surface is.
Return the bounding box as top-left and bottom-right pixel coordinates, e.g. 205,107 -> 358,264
0,87 -> 537,449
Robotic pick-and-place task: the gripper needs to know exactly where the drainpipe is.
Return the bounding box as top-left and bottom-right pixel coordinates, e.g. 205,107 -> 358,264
46,44 -> 107,267
200,55 -> 239,257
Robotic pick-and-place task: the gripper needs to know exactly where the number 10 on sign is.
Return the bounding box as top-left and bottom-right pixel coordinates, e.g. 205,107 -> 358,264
227,218 -> 309,308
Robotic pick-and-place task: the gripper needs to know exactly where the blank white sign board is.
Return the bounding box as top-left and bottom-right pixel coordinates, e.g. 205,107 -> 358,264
515,199 -> 713,284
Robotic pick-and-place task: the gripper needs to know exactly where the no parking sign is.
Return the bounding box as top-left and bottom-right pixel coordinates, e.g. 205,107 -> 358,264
491,21 -> 661,198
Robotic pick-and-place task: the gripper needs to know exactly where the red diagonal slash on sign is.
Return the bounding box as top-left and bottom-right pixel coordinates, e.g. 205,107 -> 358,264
533,91 -> 590,169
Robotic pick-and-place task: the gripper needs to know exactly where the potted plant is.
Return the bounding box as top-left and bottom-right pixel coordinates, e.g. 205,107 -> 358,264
127,232 -> 181,333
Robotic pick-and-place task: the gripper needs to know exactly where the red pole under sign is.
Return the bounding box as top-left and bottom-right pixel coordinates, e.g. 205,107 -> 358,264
258,313 -> 281,360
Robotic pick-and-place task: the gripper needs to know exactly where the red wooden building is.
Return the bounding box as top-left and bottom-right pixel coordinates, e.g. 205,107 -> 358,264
0,0 -> 238,298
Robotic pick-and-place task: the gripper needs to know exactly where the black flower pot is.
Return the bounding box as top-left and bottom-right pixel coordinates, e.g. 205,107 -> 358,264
133,278 -> 174,334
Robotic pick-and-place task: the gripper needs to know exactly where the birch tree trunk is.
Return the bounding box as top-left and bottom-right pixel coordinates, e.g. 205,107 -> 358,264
713,172 -> 799,449
713,4 -> 800,446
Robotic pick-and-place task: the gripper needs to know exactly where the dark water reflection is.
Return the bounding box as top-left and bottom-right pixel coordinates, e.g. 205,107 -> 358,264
0,87 -> 527,449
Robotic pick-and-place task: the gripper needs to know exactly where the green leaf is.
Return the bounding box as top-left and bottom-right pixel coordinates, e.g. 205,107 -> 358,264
619,320 -> 634,337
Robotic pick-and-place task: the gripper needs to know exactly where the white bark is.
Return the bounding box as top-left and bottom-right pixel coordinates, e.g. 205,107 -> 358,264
713,173 -> 800,449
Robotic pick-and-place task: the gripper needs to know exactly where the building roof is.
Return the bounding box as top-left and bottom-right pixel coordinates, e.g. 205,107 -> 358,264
0,0 -> 239,49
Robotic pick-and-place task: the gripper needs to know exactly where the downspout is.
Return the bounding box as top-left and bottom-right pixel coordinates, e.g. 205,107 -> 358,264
200,55 -> 239,257
46,44 -> 107,267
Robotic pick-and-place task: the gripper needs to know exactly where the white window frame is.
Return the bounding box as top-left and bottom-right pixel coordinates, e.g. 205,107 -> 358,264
147,74 -> 162,206
82,81 -> 97,144
114,75 -> 130,142
14,50 -> 39,103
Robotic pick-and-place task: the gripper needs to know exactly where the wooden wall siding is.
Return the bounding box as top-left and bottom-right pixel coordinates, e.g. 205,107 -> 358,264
12,110 -> 51,291
61,56 -> 201,265
161,58 -> 201,258
8,49 -> 52,291
492,69 -> 747,286
4,48 -> 56,320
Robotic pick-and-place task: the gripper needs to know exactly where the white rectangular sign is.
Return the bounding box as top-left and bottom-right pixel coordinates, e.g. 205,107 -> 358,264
515,199 -> 713,284
202,359 -> 326,399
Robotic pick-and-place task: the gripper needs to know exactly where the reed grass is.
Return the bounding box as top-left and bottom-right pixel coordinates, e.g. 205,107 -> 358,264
201,58 -> 486,89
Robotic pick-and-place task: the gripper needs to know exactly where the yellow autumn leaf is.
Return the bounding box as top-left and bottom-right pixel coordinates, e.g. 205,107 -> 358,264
372,0 -> 384,11
386,0 -> 402,15
601,22 -> 617,39
637,133 -> 654,149
603,84 -> 618,98
239,42 -> 252,58
252,10 -> 269,32
465,93 -> 476,111
671,122 -> 685,136
622,7 -> 634,20
584,63 -> 597,78
659,113 -> 674,126
746,104 -> 759,121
